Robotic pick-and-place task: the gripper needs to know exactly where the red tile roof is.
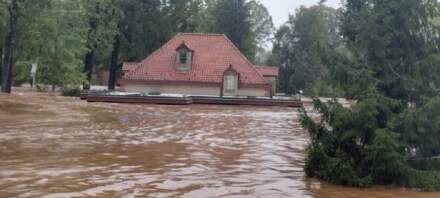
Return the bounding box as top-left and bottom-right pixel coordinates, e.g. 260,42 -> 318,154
122,33 -> 271,86
122,62 -> 139,72
255,66 -> 279,77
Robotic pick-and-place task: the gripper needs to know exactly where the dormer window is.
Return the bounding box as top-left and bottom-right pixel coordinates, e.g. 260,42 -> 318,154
179,49 -> 188,65
176,43 -> 192,72
225,74 -> 236,91
222,65 -> 239,96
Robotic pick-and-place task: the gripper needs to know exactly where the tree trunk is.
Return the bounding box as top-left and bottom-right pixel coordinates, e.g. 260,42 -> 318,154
0,47 -> 3,83
108,35 -> 120,90
82,50 -> 94,90
1,0 -> 18,94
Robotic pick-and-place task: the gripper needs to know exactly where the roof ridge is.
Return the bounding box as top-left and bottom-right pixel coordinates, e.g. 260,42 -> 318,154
220,34 -> 268,84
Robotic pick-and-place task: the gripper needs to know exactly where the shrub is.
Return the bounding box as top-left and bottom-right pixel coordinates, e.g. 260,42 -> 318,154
403,168 -> 440,191
61,86 -> 81,97
301,90 -> 440,191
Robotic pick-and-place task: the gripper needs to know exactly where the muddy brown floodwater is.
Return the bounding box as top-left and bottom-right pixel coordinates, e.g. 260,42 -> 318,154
1,92 -> 440,198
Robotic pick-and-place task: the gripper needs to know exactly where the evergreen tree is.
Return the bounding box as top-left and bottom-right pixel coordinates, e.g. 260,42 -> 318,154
302,0 -> 440,190
199,0 -> 273,62
211,0 -> 255,60
196,0 -> 217,32
161,0 -> 204,36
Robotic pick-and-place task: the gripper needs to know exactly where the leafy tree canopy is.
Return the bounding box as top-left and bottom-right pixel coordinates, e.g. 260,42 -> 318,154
271,5 -> 341,94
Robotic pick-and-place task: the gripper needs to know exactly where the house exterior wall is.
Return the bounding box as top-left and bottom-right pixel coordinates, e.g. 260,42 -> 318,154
123,83 -> 267,97
97,70 -> 109,86
264,76 -> 277,94
238,87 -> 268,97
124,83 -> 220,96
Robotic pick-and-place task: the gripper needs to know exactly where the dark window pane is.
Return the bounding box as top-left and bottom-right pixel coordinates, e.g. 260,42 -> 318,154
179,50 -> 187,64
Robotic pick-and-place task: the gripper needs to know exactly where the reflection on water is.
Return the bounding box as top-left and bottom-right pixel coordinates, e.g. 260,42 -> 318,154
0,92 -> 439,198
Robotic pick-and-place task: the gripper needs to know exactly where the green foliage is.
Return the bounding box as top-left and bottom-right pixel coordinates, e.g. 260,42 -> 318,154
304,80 -> 345,97
202,0 -> 273,62
301,96 -> 375,187
403,169 -> 440,191
103,0 -> 206,89
83,0 -> 119,55
248,0 -> 275,50
302,0 -> 440,191
81,0 -> 120,89
35,0 -> 87,88
398,97 -> 440,157
272,5 -> 341,94
211,0 -> 255,60
118,0 -> 170,62
196,0 -> 217,32
61,86 -> 81,97
305,143 -> 372,187
342,0 -> 440,101
161,0 -> 204,34
364,129 -> 406,183
247,0 -> 275,64
12,60 -> 31,86
3,0 -> 87,89
2,0 -> 274,91
302,92 -> 440,190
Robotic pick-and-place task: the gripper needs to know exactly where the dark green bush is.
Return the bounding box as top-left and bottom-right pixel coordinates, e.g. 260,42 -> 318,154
301,91 -> 440,191
403,169 -> 440,191
61,86 -> 81,97
305,143 -> 373,187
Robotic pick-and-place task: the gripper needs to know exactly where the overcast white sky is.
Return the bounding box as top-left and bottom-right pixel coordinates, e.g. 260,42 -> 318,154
260,0 -> 342,27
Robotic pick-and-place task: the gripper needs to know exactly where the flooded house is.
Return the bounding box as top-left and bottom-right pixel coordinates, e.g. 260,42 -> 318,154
119,33 -> 279,97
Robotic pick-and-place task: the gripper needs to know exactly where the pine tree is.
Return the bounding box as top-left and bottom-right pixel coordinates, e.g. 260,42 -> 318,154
212,0 -> 255,60
301,0 -> 440,190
